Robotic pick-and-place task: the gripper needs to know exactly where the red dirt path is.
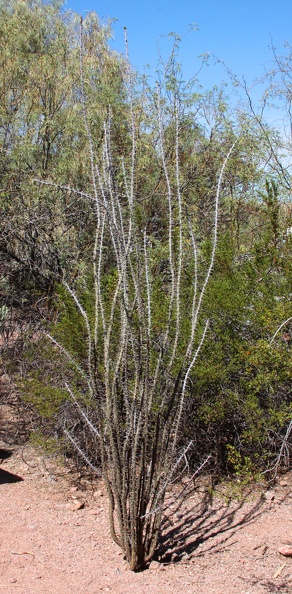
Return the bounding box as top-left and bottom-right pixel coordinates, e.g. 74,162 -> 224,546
0,401 -> 291,593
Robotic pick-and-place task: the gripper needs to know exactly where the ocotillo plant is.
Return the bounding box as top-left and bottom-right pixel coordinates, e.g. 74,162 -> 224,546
42,23 -> 236,571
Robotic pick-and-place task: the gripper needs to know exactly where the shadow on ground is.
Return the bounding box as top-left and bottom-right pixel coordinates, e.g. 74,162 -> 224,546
0,448 -> 23,483
0,448 -> 13,461
155,488 -> 264,563
0,467 -> 23,484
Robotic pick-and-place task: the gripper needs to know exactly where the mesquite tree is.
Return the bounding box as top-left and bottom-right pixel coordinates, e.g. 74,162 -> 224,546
0,0 -> 125,306
37,26 -> 236,572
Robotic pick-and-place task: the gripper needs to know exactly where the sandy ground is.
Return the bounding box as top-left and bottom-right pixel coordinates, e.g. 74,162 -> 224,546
1,397 -> 292,594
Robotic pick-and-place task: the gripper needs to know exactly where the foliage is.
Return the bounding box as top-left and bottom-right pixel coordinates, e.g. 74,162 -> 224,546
0,0 -> 291,573
29,430 -> 64,456
0,0 -> 126,307
185,187 -> 292,472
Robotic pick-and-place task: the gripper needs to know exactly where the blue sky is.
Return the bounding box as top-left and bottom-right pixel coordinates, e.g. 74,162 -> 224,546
65,0 -> 291,87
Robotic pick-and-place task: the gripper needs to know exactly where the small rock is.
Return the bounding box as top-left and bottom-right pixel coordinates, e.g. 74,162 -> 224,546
74,500 -> 85,510
149,561 -> 160,570
279,480 -> 288,487
70,486 -> 78,492
93,489 -> 104,498
181,476 -> 190,485
264,490 -> 276,502
0,374 -> 11,384
278,545 -> 292,557
67,500 -> 85,511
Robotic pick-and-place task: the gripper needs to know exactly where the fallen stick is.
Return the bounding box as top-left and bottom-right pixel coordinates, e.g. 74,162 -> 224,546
11,551 -> 35,557
273,561 -> 286,579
